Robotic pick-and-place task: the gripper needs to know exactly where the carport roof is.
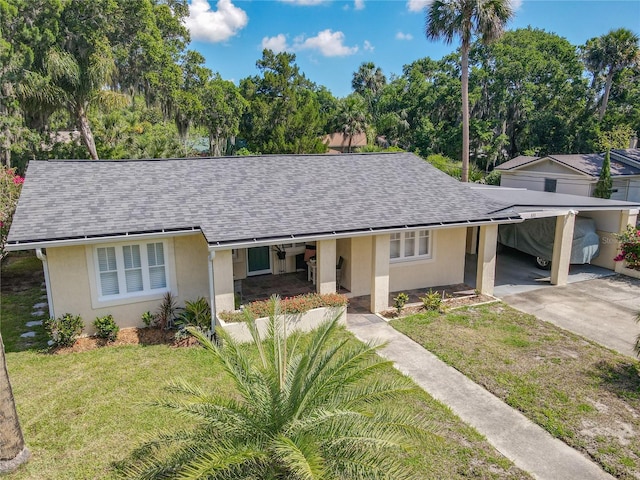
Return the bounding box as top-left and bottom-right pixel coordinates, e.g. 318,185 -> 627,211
8,152 -> 519,249
471,185 -> 640,213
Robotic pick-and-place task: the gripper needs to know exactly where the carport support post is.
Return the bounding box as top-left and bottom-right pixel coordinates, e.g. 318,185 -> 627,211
614,210 -> 638,274
476,225 -> 498,296
370,234 -> 390,313
316,239 -> 337,294
550,211 -> 576,286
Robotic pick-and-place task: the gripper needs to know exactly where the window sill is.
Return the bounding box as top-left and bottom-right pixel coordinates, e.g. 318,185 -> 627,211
95,289 -> 169,308
390,256 -> 434,266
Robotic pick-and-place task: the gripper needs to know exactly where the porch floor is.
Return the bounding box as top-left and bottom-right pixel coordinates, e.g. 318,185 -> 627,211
239,271 -> 350,305
347,283 -> 474,314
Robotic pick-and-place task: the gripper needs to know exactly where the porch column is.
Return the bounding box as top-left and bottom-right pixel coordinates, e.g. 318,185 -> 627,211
316,239 -> 336,294
476,224 -> 498,296
550,212 -> 576,286
614,209 -> 638,273
213,249 -> 235,312
370,234 -> 390,313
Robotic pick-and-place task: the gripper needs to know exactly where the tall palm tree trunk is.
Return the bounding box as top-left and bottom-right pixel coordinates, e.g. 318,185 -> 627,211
0,334 -> 29,473
76,103 -> 99,160
598,68 -> 615,121
461,44 -> 470,183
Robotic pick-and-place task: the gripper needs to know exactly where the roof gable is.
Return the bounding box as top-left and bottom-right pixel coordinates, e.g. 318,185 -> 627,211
8,153 -> 516,247
498,153 -> 640,177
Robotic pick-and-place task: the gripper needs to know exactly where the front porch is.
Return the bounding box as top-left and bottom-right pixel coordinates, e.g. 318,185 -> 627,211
238,271 -> 350,305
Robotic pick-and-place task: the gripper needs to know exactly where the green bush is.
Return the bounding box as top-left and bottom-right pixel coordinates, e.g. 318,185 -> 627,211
420,290 -> 443,312
177,297 -> 212,330
93,314 -> 119,342
393,292 -> 410,315
45,313 -> 84,347
154,292 -> 177,329
141,311 -> 155,327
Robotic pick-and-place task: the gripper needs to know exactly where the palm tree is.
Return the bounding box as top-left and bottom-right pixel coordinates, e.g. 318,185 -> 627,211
425,0 -> 513,182
125,297 -> 427,479
337,95 -> 368,152
594,29 -> 639,121
0,333 -> 29,473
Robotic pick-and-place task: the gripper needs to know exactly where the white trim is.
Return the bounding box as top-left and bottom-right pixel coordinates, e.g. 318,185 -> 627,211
389,229 -> 433,263
7,228 -> 201,251
85,238 -> 178,309
208,218 -> 522,251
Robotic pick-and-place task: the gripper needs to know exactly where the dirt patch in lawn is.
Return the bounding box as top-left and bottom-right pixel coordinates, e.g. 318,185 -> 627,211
52,327 -> 200,354
392,303 -> 640,479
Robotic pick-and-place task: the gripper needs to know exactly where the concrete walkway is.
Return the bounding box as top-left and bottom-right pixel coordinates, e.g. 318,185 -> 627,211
347,313 -> 614,480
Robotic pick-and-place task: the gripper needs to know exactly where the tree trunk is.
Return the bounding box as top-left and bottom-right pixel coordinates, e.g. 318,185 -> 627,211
598,68 -> 614,121
75,103 -> 99,160
0,334 -> 29,473
461,44 -> 470,183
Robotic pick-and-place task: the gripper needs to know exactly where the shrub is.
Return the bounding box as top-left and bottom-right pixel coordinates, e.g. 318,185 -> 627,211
219,293 -> 348,323
154,292 -> 177,329
393,292 -> 410,315
141,311 -> 155,327
93,314 -> 119,342
45,313 -> 84,347
420,290 -> 443,312
0,166 -> 24,261
614,225 -> 640,269
176,297 -> 212,330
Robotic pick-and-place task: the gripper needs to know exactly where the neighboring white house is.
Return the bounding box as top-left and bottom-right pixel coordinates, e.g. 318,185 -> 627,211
496,149 -> 640,203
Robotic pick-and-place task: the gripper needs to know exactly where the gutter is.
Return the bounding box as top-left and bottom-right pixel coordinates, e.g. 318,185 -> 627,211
207,216 -> 523,251
7,227 -> 202,251
35,248 -> 54,319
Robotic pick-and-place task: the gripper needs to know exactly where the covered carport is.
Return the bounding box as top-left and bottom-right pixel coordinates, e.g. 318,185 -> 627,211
464,186 -> 640,296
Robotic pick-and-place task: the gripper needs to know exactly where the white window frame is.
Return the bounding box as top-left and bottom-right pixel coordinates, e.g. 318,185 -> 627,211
390,230 -> 432,263
86,239 -> 176,308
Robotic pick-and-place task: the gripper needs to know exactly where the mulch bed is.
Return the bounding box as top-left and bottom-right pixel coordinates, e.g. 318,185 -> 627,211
381,292 -> 496,319
52,327 -> 200,354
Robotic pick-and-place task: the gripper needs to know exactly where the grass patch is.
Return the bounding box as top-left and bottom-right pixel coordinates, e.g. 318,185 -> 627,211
4,340 -> 529,479
392,303 -> 640,479
1,252 -> 49,352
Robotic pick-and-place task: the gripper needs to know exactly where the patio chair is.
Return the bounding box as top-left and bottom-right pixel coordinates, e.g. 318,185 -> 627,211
336,256 -> 345,290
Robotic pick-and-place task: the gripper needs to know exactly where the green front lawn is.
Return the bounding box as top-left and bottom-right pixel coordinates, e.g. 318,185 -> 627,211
5,342 -> 529,479
392,304 -> 640,479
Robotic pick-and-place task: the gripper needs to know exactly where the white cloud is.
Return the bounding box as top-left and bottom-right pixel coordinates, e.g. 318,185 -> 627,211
510,0 -> 523,11
294,29 -> 358,57
185,0 -> 248,43
363,40 -> 374,51
396,31 -> 413,41
354,0 -> 365,10
261,34 -> 290,53
406,0 -> 432,12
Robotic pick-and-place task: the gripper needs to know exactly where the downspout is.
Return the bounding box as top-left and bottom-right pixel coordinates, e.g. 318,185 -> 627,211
207,249 -> 217,334
35,248 -> 54,319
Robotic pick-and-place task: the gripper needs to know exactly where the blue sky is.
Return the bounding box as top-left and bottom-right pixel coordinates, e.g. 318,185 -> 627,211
186,0 -> 640,98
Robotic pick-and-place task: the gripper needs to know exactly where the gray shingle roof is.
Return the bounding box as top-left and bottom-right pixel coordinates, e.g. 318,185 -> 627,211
496,153 -> 640,177
9,152 -> 516,247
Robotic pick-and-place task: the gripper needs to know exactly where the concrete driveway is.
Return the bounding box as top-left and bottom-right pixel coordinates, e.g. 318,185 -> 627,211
501,275 -> 640,357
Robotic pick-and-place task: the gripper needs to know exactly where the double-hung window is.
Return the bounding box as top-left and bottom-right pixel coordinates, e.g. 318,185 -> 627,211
390,230 -> 431,261
95,241 -> 167,298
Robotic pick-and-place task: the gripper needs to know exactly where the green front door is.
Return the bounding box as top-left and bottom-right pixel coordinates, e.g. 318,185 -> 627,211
247,246 -> 271,276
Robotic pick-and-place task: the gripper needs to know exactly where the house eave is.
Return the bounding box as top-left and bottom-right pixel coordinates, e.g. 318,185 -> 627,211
6,227 -> 203,251
207,216 -> 523,250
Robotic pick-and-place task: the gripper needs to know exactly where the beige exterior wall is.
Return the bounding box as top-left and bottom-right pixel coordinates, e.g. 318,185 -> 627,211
213,249 -> 235,312
348,236 -> 373,296
47,234 -> 209,333
336,238 -> 350,289
500,168 -> 593,197
389,227 -> 466,291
